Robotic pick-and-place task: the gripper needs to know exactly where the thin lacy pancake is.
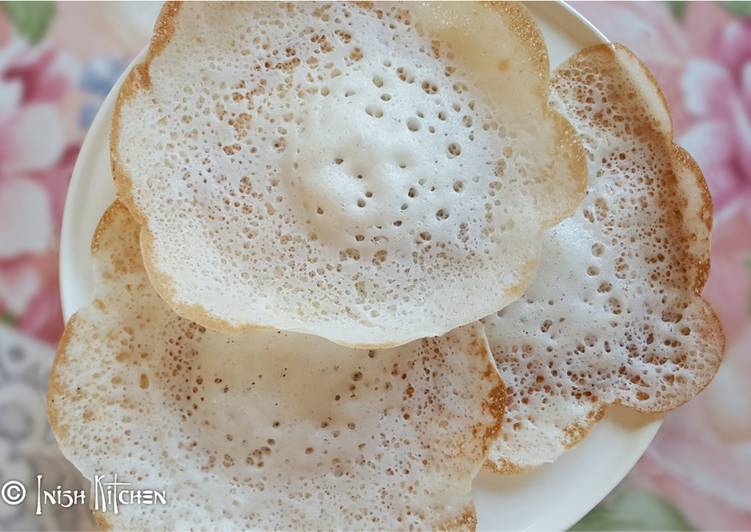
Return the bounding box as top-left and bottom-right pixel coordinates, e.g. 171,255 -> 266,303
48,202 -> 505,530
110,2 -> 585,348
483,44 -> 724,472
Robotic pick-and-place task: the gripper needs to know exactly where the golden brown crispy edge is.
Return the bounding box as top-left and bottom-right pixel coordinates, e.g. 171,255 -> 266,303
485,43 -> 726,470
488,1 -> 588,228
582,44 -> 724,414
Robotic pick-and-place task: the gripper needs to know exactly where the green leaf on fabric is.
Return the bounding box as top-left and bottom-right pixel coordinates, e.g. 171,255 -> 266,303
570,482 -> 695,531
2,1 -> 56,45
0,311 -> 18,327
666,1 -> 687,19
722,1 -> 751,16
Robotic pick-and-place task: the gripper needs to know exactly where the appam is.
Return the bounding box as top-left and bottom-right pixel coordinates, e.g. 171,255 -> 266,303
111,1 -> 586,348
484,44 -> 724,472
48,202 -> 504,530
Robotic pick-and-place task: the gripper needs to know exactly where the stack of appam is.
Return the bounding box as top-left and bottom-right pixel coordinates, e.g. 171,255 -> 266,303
48,3 -> 724,530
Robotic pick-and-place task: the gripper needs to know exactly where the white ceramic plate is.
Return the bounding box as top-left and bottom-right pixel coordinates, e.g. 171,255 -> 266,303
59,3 -> 662,530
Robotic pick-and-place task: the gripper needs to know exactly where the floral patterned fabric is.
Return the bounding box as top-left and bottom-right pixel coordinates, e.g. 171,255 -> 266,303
0,2 -> 748,530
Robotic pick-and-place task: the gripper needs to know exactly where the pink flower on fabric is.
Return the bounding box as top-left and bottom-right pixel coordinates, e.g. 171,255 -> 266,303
681,18 -> 751,215
0,38 -> 77,344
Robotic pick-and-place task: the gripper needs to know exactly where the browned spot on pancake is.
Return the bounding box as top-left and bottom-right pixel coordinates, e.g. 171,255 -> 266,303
435,504 -> 478,532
